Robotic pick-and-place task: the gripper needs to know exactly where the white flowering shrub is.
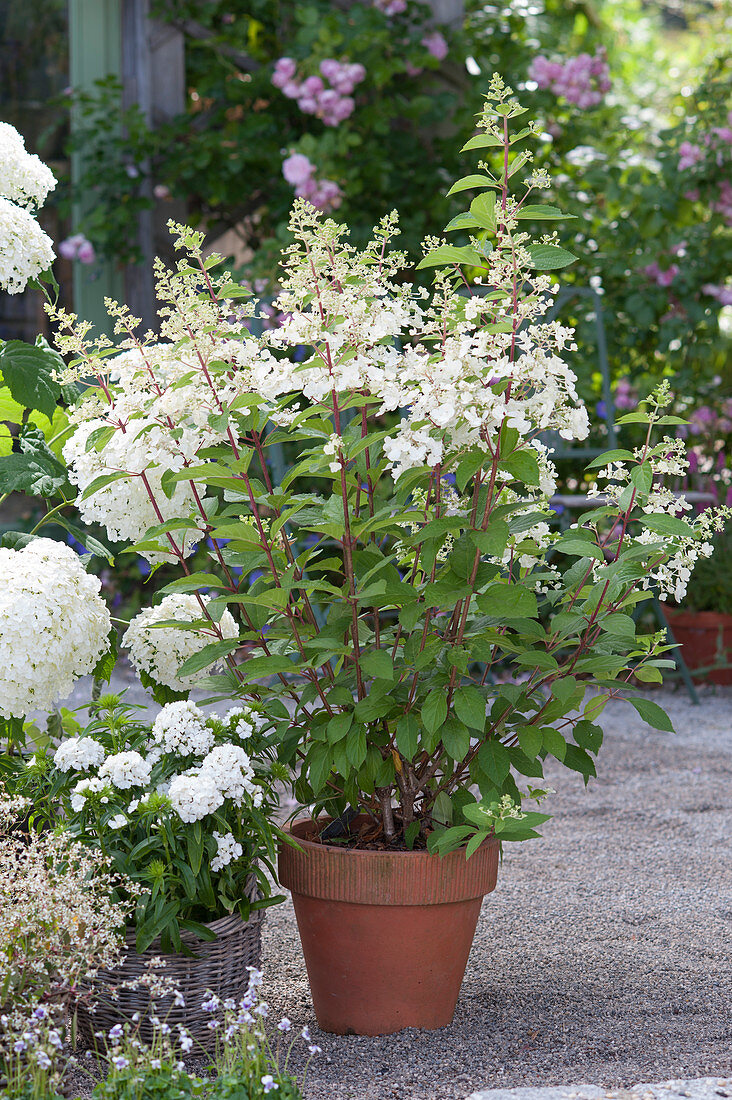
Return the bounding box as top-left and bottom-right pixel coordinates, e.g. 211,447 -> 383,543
0,538 -> 112,725
46,78 -> 729,855
32,695 -> 284,951
123,593 -> 239,694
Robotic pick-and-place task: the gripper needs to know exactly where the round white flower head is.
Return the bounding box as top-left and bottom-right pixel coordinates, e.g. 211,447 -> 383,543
0,538 -> 111,720
168,770 -> 224,823
108,814 -> 127,830
0,196 -> 55,294
123,594 -> 238,692
224,705 -> 258,742
210,831 -> 243,872
150,700 -> 215,757
0,122 -> 57,209
98,751 -> 152,790
53,736 -> 105,773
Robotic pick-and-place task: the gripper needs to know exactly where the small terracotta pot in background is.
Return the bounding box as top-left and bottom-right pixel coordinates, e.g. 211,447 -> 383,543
663,608 -> 732,686
278,817 -> 499,1036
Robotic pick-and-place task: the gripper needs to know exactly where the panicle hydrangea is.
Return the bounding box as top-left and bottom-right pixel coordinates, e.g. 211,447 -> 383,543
210,831 -> 243,872
53,736 -> 105,772
0,539 -> 111,720
0,196 -> 55,294
62,343 -> 252,561
150,700 -> 215,757
0,121 -> 57,209
123,594 -> 238,692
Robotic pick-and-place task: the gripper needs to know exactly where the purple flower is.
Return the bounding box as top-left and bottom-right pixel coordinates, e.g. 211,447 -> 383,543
277,1017 -> 292,1032
282,153 -> 315,188
261,1076 -> 278,1094
422,32 -> 448,61
112,1056 -> 129,1070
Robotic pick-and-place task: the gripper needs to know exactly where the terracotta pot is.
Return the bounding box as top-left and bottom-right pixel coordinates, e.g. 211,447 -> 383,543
278,817 -> 499,1035
664,608 -> 732,686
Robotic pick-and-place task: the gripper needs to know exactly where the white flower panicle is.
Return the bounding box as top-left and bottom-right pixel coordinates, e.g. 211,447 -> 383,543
211,831 -> 243,872
150,700 -> 215,756
0,539 -> 111,720
61,343 -> 258,560
53,736 -> 105,773
123,594 -> 238,692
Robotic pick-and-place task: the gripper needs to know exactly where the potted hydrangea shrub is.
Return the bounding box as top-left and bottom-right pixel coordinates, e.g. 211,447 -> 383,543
46,78 -> 728,1036
25,694 -> 284,1044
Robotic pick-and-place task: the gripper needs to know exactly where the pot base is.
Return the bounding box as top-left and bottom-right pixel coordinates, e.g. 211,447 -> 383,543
279,818 -> 499,1035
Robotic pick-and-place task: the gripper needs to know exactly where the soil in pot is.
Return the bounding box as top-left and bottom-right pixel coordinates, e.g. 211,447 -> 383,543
278,816 -> 499,1036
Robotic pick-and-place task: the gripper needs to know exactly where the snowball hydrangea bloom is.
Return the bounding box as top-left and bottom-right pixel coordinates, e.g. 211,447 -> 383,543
0,539 -> 111,719
150,700 -> 215,757
0,121 -> 57,209
124,594 -> 238,692
0,196 -> 55,294
53,737 -> 105,772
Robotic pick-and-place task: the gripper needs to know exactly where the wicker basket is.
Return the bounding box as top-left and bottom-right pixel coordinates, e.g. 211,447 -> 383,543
76,874 -> 264,1049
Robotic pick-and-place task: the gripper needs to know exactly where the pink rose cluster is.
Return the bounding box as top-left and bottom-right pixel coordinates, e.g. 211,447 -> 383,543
702,283 -> 732,307
614,379 -> 637,411
528,49 -> 611,109
58,233 -> 95,264
643,261 -> 680,288
373,0 -> 407,14
282,153 -> 342,212
272,57 -> 365,127
712,180 -> 732,226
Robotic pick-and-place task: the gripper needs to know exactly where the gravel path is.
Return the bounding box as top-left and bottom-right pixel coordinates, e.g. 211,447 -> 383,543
260,686 -> 732,1100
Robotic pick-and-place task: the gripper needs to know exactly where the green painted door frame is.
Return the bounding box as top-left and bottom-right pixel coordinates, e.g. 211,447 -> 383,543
68,0 -> 124,333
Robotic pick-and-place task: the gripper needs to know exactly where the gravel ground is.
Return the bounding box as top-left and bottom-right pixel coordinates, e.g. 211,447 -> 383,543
260,685 -> 732,1100
56,675 -> 732,1099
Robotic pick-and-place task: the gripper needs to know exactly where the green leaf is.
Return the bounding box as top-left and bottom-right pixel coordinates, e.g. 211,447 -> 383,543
360,649 -> 395,681
517,726 -> 543,758
526,244 -> 577,271
562,744 -> 596,782
446,174 -> 496,196
500,449 -> 541,485
542,726 -> 566,761
630,463 -> 653,494
177,639 -> 241,678
477,740 -> 511,785
460,133 -> 503,151
80,470 -> 132,500
416,245 -> 484,271
422,690 -> 448,735
516,204 -> 573,220
327,712 -> 352,744
573,719 -> 603,753
479,583 -> 538,619
472,520 -> 510,557
0,450 -> 67,498
627,696 -> 675,733
469,192 -> 496,231
453,686 -> 487,731
346,725 -> 367,769
396,714 -> 419,759
444,212 -> 482,232
404,821 -> 421,850
641,514 -> 697,539
556,539 -> 605,562
0,338 -> 63,419
465,830 -> 491,859
442,717 -> 471,761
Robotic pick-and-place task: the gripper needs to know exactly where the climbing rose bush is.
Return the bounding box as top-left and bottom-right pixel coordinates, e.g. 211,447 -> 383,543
0,538 -> 111,722
49,79 -> 729,853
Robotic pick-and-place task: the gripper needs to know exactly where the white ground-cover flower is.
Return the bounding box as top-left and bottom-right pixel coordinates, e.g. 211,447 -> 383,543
150,700 -> 215,757
0,196 -> 55,294
0,538 -> 111,719
211,831 -> 243,872
168,770 -> 224,822
123,594 -> 238,692
0,121 -> 57,209
70,776 -> 109,812
61,344 -> 252,561
53,736 -> 105,773
98,751 -> 152,789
